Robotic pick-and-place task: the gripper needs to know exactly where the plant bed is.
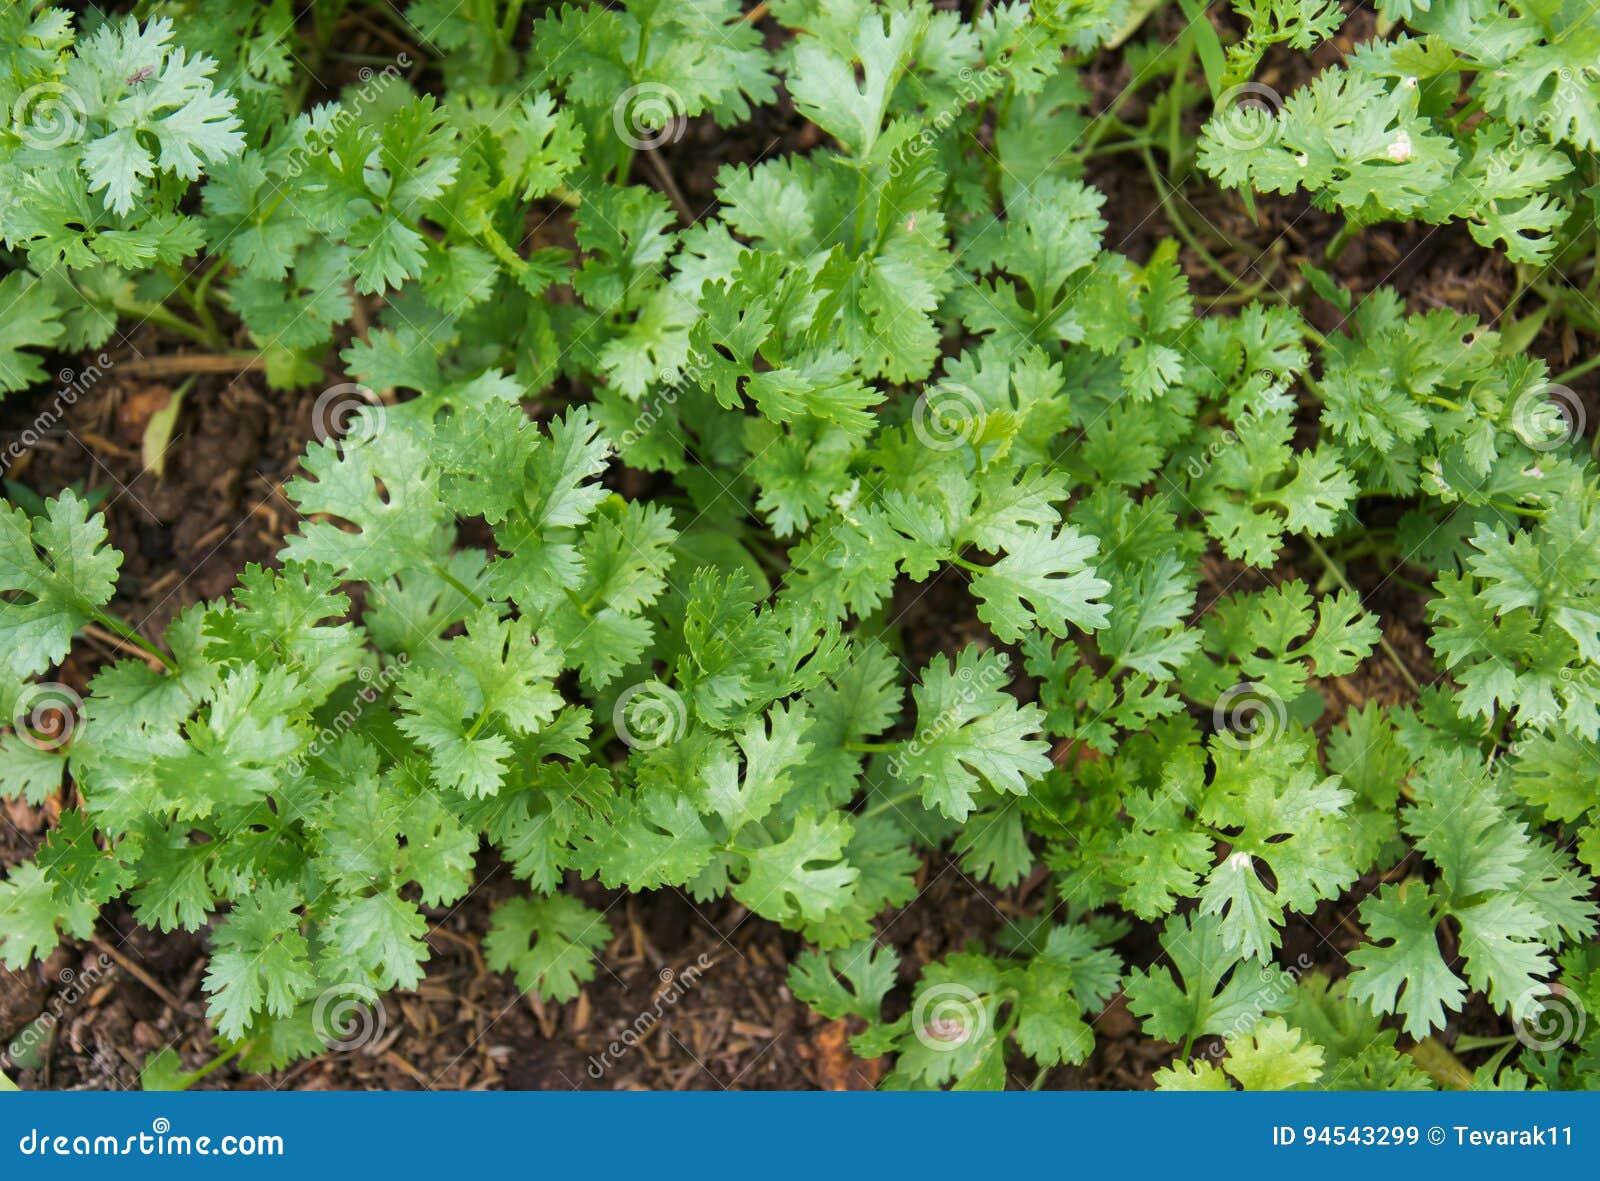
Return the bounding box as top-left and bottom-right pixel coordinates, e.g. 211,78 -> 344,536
2,0 -> 1599,1094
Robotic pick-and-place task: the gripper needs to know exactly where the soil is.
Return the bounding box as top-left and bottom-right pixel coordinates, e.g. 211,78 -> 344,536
2,2 -> 1596,1092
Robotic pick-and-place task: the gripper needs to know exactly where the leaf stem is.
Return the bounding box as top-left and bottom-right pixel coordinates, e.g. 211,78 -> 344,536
1406,1036 -> 1474,1091
91,610 -> 175,670
182,1041 -> 245,1089
1323,219 -> 1361,264
1554,351 -> 1600,386
1140,148 -> 1259,294
431,564 -> 486,610
861,787 -> 921,818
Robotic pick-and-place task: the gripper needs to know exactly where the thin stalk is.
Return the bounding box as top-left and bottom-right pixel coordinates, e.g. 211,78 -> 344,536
181,1041 -> 245,1089
1324,219 -> 1362,264
431,563 -> 485,610
500,0 -> 526,44
862,787 -> 921,819
92,609 -> 175,670
1140,148 -> 1254,292
1084,137 -> 1155,158
112,296 -> 222,350
190,254 -> 231,320
1554,351 -> 1600,387
1166,39 -> 1191,183
1407,1036 -> 1473,1091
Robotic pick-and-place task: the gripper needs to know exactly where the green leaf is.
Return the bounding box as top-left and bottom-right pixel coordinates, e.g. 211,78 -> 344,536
0,489 -> 121,681
895,647 -> 1051,821
484,894 -> 611,1003
203,883 -> 315,1040
788,939 -> 899,1022
1125,912 -> 1292,1044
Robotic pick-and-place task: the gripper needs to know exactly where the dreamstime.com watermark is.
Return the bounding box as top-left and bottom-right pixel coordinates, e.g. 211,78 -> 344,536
886,657 -> 1010,779
1201,951 -> 1315,1061
285,654 -> 408,777
889,54 -> 1011,178
585,954 -> 713,1078
3,955 -> 112,1070
616,347 -> 710,451
912,982 -> 989,1051
0,354 -> 114,475
16,1119 -> 284,1158
1183,384 -> 1273,480
283,55 -> 411,178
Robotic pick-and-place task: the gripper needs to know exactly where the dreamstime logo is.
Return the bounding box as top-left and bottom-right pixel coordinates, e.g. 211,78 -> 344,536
11,682 -> 84,750
1184,382 -> 1272,480
4,955 -> 112,1071
585,954 -> 713,1078
311,383 -> 385,450
612,83 -> 686,151
1505,72 -> 1600,151
1509,382 -> 1585,452
890,53 -> 1011,176
911,381 -> 985,452
887,656 -> 1010,780
912,982 -> 987,1051
618,348 -> 709,449
1,355 -> 114,475
283,54 -> 410,178
1209,83 -> 1283,152
1190,952 -> 1317,1061
613,680 -> 688,750
311,984 -> 387,1053
285,655 -> 408,778
11,81 -> 87,149
1513,985 -> 1586,1052
1212,682 -> 1287,749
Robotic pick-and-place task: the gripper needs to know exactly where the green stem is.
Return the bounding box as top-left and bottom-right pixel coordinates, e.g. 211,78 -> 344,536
1554,351 -> 1600,387
191,254 -> 231,319
562,584 -> 592,619
851,161 -> 871,256
862,787 -> 922,819
182,1041 -> 245,1089
1077,100 -> 1143,157
431,564 -> 485,610
1485,499 -> 1547,517
500,0 -> 526,45
1448,95 -> 1484,134
1166,39 -> 1191,182
844,740 -> 898,754
111,296 -> 222,350
1084,138 -> 1154,158
93,610 -> 175,670
1140,148 -> 1258,293
1407,1036 -> 1473,1091
1324,219 -> 1362,264
478,220 -> 530,279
